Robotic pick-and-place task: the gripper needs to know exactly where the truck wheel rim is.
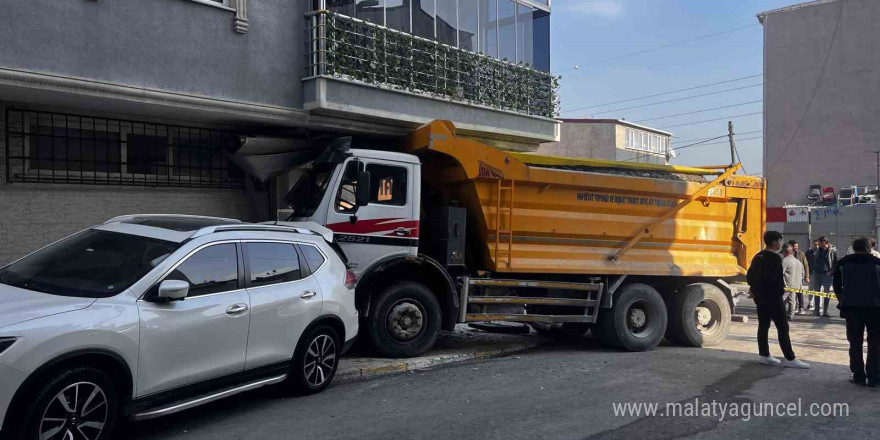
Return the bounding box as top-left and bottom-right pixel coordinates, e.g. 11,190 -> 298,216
304,334 -> 336,387
40,381 -> 108,440
626,301 -> 651,336
694,300 -> 721,335
387,300 -> 425,342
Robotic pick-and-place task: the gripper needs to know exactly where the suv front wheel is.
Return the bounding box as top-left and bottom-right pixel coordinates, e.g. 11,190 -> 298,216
12,366 -> 119,440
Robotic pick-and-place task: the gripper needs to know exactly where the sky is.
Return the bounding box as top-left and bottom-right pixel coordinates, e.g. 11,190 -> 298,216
550,0 -> 799,175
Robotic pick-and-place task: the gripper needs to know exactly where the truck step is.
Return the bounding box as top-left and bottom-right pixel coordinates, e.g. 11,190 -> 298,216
468,278 -> 602,292
468,296 -> 598,307
465,313 -> 595,324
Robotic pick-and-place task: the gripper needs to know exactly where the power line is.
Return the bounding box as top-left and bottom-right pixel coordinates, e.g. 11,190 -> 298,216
672,130 -> 762,145
561,74 -> 763,114
582,83 -> 762,117
765,0 -> 844,175
657,112 -> 763,129
672,135 -> 763,150
571,24 -> 760,70
634,100 -> 763,123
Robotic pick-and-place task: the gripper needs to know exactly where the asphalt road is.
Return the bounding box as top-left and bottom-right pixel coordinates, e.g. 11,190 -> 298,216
125,301 -> 880,440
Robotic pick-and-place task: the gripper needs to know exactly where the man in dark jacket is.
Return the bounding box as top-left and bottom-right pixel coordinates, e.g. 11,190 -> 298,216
747,231 -> 810,368
833,236 -> 880,386
804,240 -> 820,312
811,236 -> 837,317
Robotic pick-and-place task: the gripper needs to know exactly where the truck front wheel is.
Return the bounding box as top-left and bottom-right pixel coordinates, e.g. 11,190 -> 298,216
595,283 -> 667,351
665,283 -> 731,347
368,282 -> 442,358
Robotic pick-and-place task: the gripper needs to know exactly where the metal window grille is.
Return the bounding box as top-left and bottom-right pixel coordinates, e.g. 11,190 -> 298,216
5,109 -> 245,188
305,10 -> 560,119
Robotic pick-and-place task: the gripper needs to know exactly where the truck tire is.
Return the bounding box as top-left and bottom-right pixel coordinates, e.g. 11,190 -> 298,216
595,283 -> 667,352
665,283 -> 731,347
530,323 -> 591,339
368,282 -> 441,358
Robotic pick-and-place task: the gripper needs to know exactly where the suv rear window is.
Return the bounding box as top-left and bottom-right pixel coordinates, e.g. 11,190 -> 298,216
0,230 -> 180,298
246,243 -> 302,287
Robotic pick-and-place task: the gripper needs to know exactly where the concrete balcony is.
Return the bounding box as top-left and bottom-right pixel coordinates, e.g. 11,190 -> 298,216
302,11 -> 560,147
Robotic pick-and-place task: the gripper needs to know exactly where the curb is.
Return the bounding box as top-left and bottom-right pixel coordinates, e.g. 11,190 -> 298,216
333,339 -> 543,383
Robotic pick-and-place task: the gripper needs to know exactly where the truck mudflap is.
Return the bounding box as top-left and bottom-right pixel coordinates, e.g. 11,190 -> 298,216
459,277 -> 604,324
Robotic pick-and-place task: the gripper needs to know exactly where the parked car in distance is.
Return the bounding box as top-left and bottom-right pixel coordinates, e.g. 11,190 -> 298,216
0,215 -> 357,440
838,186 -> 856,206
822,186 -> 836,205
807,184 -> 822,204
856,194 -> 877,205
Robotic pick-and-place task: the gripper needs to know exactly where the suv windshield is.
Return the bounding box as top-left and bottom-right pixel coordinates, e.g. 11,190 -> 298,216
0,229 -> 180,298
285,163 -> 337,218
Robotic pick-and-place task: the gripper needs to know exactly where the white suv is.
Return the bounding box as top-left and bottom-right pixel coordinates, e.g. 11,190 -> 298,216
0,215 -> 358,440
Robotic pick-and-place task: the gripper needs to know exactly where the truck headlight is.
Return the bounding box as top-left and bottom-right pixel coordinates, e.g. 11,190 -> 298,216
0,337 -> 16,355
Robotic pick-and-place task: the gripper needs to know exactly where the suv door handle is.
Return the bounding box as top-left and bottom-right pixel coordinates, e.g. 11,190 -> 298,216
226,304 -> 249,315
300,290 -> 317,299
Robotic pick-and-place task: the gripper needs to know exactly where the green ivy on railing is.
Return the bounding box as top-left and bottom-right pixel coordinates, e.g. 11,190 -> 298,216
308,11 -> 560,119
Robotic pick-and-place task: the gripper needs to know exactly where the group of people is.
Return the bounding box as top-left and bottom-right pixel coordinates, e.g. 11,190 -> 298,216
747,231 -> 880,386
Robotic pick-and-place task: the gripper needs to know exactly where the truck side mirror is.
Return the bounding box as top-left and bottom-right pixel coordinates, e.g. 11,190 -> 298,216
356,171 -> 371,207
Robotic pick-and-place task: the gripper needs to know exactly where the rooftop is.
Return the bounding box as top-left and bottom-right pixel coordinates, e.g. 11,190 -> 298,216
757,0 -> 840,23
558,119 -> 673,137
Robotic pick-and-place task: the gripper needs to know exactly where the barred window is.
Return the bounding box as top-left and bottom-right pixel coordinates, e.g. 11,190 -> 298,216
5,109 -> 244,188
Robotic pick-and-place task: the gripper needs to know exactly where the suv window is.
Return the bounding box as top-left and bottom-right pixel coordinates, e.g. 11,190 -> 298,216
300,244 -> 326,273
246,243 -> 302,287
165,244 -> 239,297
0,230 -> 179,298
367,163 -> 407,206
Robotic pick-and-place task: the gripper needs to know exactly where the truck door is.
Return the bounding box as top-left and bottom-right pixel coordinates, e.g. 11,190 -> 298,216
325,158 -> 417,274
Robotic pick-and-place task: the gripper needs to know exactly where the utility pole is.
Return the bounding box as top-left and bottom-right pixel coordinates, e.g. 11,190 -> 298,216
728,121 -> 737,167
874,151 -> 880,192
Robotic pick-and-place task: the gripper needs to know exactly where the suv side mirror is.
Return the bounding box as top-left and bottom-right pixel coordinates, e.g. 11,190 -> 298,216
355,171 -> 371,207
157,280 -> 189,302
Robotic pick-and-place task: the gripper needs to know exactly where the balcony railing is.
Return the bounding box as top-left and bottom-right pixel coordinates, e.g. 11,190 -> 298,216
305,10 -> 559,119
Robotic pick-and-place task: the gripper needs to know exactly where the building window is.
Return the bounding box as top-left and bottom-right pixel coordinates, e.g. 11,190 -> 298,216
516,3 -> 532,65
412,0 -> 435,39
436,0 -> 457,46
498,0 -> 516,62
386,0 -> 410,32
5,109 -> 244,188
458,0 -> 478,52
624,128 -> 669,155
356,0 -> 384,25
479,0 -> 498,57
328,0 -> 356,16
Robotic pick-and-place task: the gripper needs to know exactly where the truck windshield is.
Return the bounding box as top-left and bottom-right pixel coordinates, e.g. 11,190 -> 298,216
286,163 -> 337,218
0,230 -> 180,298
840,188 -> 853,198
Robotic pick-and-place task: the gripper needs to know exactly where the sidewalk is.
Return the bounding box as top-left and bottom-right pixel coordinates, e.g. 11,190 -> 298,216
335,324 -> 546,382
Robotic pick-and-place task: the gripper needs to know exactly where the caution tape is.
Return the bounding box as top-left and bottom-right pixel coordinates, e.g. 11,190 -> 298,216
784,287 -> 837,300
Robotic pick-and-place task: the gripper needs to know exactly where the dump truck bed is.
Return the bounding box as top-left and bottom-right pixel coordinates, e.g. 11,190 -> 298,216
406,121 -> 765,278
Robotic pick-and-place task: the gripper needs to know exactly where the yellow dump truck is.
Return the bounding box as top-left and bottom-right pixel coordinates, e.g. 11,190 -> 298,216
283,120 -> 765,357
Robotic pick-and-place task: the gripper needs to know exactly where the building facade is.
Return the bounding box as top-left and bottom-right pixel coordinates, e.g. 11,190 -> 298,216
537,119 -> 672,164
759,0 -> 880,206
0,0 -> 557,264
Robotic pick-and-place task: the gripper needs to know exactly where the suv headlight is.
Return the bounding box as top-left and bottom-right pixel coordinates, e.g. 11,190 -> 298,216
0,337 -> 16,355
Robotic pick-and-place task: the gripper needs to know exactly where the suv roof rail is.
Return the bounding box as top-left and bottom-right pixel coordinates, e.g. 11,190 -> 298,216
104,214 -> 242,225
189,224 -> 321,239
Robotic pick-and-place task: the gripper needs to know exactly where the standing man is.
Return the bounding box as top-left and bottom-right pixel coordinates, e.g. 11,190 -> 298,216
789,240 -> 811,314
782,243 -> 804,320
747,231 -> 810,368
804,240 -> 820,312
833,237 -> 880,386
811,236 -> 837,317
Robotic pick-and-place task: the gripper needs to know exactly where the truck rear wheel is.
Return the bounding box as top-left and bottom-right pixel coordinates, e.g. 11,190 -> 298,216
368,282 -> 441,358
665,283 -> 731,347
595,283 -> 667,351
